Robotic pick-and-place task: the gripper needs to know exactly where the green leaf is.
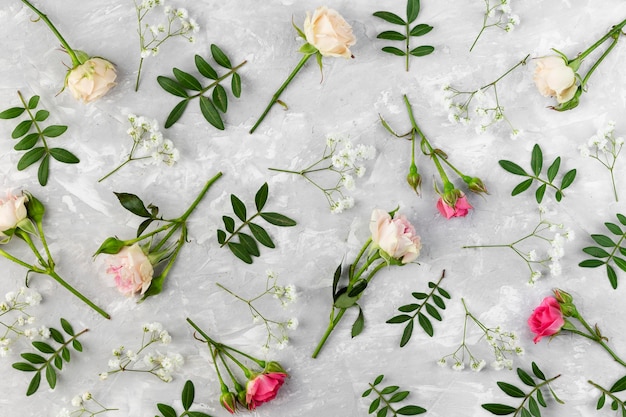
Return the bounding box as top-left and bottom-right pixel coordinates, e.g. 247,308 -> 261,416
158,76 -> 189,98
348,279 -> 368,297
182,380 -> 195,410
217,229 -> 226,245
230,194 -> 247,221
409,46 -> 434,57
34,110 -> 49,122
0,106 -> 25,119
377,31 -> 406,41
195,54 -> 218,79
382,46 -> 406,56
187,413 -> 212,417
481,403 -> 517,415
432,294 -> 446,309
390,391 -> 410,402
583,246 -> 611,258
521,408 -> 531,417
499,160 -> 528,176
614,257 -> 626,272
72,339 -> 83,352
157,403 -> 178,417
374,375 -> 384,385
369,397 -> 381,414
231,72 -> 242,98
249,222 -> 274,248
299,42 -> 319,55
49,148 -> 79,164
438,287 -> 451,299
351,306 -> 364,337
164,99 -> 188,128
239,232 -> 260,257
21,353 -> 46,364
26,372 -> 41,396
137,218 -> 153,237
396,405 -> 427,415
173,68 -> 202,91
211,44 -> 232,69
417,313 -> 433,336
228,242 -> 253,264
12,362 -> 38,372
410,24 -> 433,36
531,144 -> 543,176
377,406 -> 388,417
555,190 -> 563,202
531,362 -> 546,380
528,396 -> 541,417
332,263 -> 342,298
12,119 -> 33,138
547,157 -> 561,182
407,0 -> 420,23
381,386 -> 399,394
50,328 -> 64,344
54,355 -> 63,370
32,341 -> 55,354
511,179 -> 534,196
114,192 -> 152,218
363,388 -> 373,397
14,133 -> 40,150
517,368 -> 536,387
608,264 -> 618,289
578,259 -> 604,268
592,234 -> 616,247
333,292 -> 358,308
255,183 -> 269,212
61,347 -> 70,362
260,212 -> 296,226
597,393 -> 606,410
41,125 -> 68,138
38,154 -> 50,186
400,320 -> 414,347
373,11 -> 406,25
535,183 -> 547,204
45,364 -> 56,389
606,222 -> 623,235
412,292 -> 428,300
498,382 -> 526,398
222,216 -> 235,233
398,304 -> 420,312
199,96 -> 224,130
610,375 -> 626,392
212,84 -> 228,113
536,390 -> 546,407
560,169 -> 576,190
617,213 -> 626,226
425,303 -> 441,321
386,315 -> 412,324
28,96 -> 40,109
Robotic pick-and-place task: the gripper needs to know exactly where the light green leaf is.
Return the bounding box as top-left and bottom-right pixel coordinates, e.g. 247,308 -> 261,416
45,365 -> 56,389
12,119 -> 32,138
259,212 -> 296,226
14,133 -> 39,150
49,148 -> 79,164
41,125 -> 67,138
0,106 -> 25,119
591,234 -> 615,247
407,0 -> 420,23
34,110 -> 49,122
582,246 -> 610,258
27,96 -> 40,109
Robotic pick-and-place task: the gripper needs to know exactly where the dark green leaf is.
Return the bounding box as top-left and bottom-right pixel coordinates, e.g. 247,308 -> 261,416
255,183 -> 269,212
417,313 -> 433,336
481,403 -> 516,415
199,96 -> 224,130
592,234 -> 616,247
164,99 -> 189,128
34,110 -> 49,122
597,393 -> 606,410
377,406 -> 388,417
21,353 -> 46,364
612,400 -> 619,410
555,190 -> 563,202
72,339 -> 83,352
617,214 -> 626,226
173,68 -> 202,91
187,412 -> 211,417
230,194 -> 247,221
377,31 -> 406,41
14,133 -> 39,150
535,183 -> 547,204
0,106 -> 25,119
608,264 -> 618,289
228,242 -> 252,264
438,287 -> 451,299
61,347 -> 70,363
114,192 -> 151,217
369,397 -> 381,414
212,84 -> 228,113
614,257 -> 626,272
231,72 -> 242,98
239,232 -> 260,257
13,362 -> 38,372
211,44 -> 232,69
382,46 -> 406,56
333,292 -> 358,308
521,408 -> 531,417
373,11 -> 406,25
536,389 -> 546,407
12,120 -> 33,138
412,292 -> 428,300
249,222 -> 274,248
498,382 -> 525,398
390,391 -> 410,402
28,96 -> 40,109
49,328 -> 64,344
260,212 -> 296,226
386,315 -> 412,324
547,157 -> 560,182
396,405 -> 427,415
606,222 -> 623,235
410,24 -> 433,36
137,218 -> 153,237
531,362 -> 546,380
351,306 -> 364,338
38,154 -> 49,186
560,169 -> 576,190
332,263 -> 342,298
348,279 -> 368,297
32,341 -> 55,354
182,380 -> 195,410
511,179 -> 534,196
381,386 -> 399,394
45,365 -> 56,389
223,216 -> 235,233
531,144 -> 543,176
582,246 -> 611,258
611,375 -> 626,392
157,403 -> 177,417
362,388 -> 373,397
217,229 -> 226,245
578,259 -> 604,268
407,0 -> 420,22
409,46 -> 434,57
398,304 -> 420,312
49,148 -> 79,164
425,303 -> 441,321
195,54 -> 218,79
400,320 -> 414,347
54,355 -> 63,370
374,375 -> 384,385
26,372 -> 41,396
41,125 -> 68,138
158,76 -> 189,98
499,160 -> 528,176
517,368 -> 536,387
432,294 -> 446,309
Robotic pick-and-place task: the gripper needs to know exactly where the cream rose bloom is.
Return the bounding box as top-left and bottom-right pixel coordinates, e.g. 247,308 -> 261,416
106,243 -> 154,295
370,209 -> 421,264
66,58 -> 117,103
0,194 -> 28,242
533,56 -> 577,103
304,6 -> 356,58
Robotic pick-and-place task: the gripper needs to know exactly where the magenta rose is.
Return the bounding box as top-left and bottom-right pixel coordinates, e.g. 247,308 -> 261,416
105,243 -> 154,295
245,372 -> 287,410
528,296 -> 565,343
370,209 -> 421,264
436,193 -> 473,219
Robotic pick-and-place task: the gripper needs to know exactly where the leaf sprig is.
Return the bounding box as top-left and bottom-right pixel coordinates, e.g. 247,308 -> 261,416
362,374 -> 426,417
374,0 -> 434,71
386,270 -> 450,346
12,318 -> 86,396
217,183 -> 296,264
155,380 -> 212,417
482,362 -> 563,417
579,213 -> 626,289
499,144 -> 576,203
589,375 -> 626,415
158,44 -> 246,129
0,91 -> 78,185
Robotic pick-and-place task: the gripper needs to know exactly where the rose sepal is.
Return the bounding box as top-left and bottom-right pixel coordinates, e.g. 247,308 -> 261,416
93,237 -> 127,256
16,218 -> 37,236
550,87 -> 582,112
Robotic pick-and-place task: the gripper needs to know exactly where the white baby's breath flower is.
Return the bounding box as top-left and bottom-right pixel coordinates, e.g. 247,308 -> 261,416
471,359 -> 486,372
56,409 -> 71,417
287,318 -> 299,330
71,396 -> 83,407
549,262 -> 562,276
452,362 -> 465,371
99,372 -> 108,380
82,391 -> 92,401
437,358 -> 447,368
160,331 -> 172,344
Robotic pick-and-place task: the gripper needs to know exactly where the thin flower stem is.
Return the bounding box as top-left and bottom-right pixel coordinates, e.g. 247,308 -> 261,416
15,229 -> 47,268
135,57 -> 145,92
49,270 -> 110,319
573,18 -> 626,64
210,345 -> 228,389
0,248 -> 42,271
189,60 -> 248,99
177,172 -> 224,222
350,239 -> 372,278
311,307 -> 346,359
250,53 -> 313,133
571,314 -> 626,367
581,36 -> 619,87
588,380 -> 626,407
479,54 -> 530,90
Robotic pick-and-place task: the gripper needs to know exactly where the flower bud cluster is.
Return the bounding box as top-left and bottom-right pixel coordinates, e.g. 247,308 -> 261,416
127,114 -> 179,166
0,287 -> 43,357
57,391 -> 114,417
137,3 -> 199,59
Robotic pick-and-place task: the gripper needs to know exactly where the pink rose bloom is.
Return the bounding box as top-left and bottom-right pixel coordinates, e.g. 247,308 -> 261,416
528,297 -> 565,343
106,243 -> 154,295
245,372 -> 287,410
437,194 -> 473,219
0,193 -> 28,242
370,209 -> 421,264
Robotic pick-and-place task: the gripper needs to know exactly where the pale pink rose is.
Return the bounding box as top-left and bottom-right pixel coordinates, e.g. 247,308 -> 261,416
66,58 -> 117,103
304,6 -> 356,58
437,194 -> 473,219
245,372 -> 287,410
533,56 -> 577,103
106,243 -> 153,295
0,194 -> 28,241
370,209 -> 421,264
528,296 -> 564,343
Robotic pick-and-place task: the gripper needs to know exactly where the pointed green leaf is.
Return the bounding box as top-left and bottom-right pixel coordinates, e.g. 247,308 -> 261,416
348,279 -> 368,297
26,371 -> 41,396
21,353 -> 46,364
182,380 -> 195,410
164,99 -> 189,128
555,190 -> 563,202
377,31 -> 406,41
195,54 -> 218,79
332,263 -> 342,298
34,110 -> 49,122
605,222 -> 623,235
61,347 -> 70,363
32,341 -> 55,354
49,328 -> 64,344
531,362 -> 546,380
417,312 -> 433,336
49,148 -> 79,164
397,405 -> 427,415
521,408 -> 532,417
299,42 -> 318,55
217,229 -> 226,244
614,257 -> 626,272
481,403 -> 516,415
199,96 -> 224,130
54,355 -> 63,370
386,315 -> 412,324
432,294 -> 446,309
230,194 -> 247,221
211,44 -> 232,69
362,388 -> 373,397
381,386 -> 399,394
596,393 -> 606,410
239,232 -> 260,257
157,403 -> 177,417
255,183 -> 269,211
157,76 -> 189,98
438,287 -> 451,299
536,389 -> 546,407
45,364 -> 57,389
529,396 -> 541,416
377,406 -> 388,417
12,362 -> 38,372
517,368 -> 536,387
390,391 -> 410,403
578,259 -> 604,268
228,242 -> 253,264
535,183 -> 547,204
137,218 -> 153,237
72,339 -> 83,352
259,212 -> 296,226
212,84 -> 228,113
499,160 -> 528,176
114,192 -> 152,217
560,169 -> 576,189
0,106 -> 25,119
222,216 -> 235,233
497,382 -> 525,398
374,375 -> 384,385
582,246 -> 610,258
618,213 -> 626,226
412,292 -> 428,300
591,234 -> 615,247
382,46 -> 406,56
38,154 -> 50,186
231,72 -> 242,98
369,397 -> 381,414
351,306 -> 364,337
12,120 -> 33,138
531,144 -> 543,176
425,303 -> 442,321
400,320 -> 414,347
41,125 -> 67,138
398,304 -> 420,312
373,11 -> 406,25
27,95 -> 40,109
610,375 -> 626,392
248,222 -> 274,248
333,292 -> 358,308
407,0 -> 420,22
173,68 -> 202,91
409,46 -> 434,56
14,133 -> 40,150
511,179 -> 534,196
410,24 -> 433,36
608,264 -> 618,289
547,157 -> 561,182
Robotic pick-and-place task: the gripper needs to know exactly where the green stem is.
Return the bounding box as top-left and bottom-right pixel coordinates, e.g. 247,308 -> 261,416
311,307 -> 346,359
405,21 -> 410,72
135,57 -> 144,92
350,238 -> 372,279
219,213 -> 260,247
15,229 -> 47,269
249,53 -> 313,134
572,314 -> 626,367
98,158 -> 135,183
189,60 -> 248,99
17,91 -> 50,153
19,0 -> 80,66
480,54 -> 530,90
581,36 -> 619,87
178,172 -> 223,222
588,380 -> 626,408
210,344 -> 228,389
35,328 -> 88,373
0,248 -> 43,272
48,270 -> 110,319
573,18 -> 626,63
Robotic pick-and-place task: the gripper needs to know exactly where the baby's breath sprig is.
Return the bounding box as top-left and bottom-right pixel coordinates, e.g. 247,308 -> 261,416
216,270 -> 297,352
98,114 -> 179,182
268,136 -> 375,214
0,287 -> 44,357
100,322 -> 182,382
134,0 -> 199,91
439,298 -> 523,372
470,0 -> 520,52
463,207 -> 573,285
443,54 -> 529,137
56,392 -> 117,417
579,121 -> 624,202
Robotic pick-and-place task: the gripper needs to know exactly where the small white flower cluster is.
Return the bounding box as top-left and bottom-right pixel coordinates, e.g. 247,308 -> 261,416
57,391 -> 115,417
483,0 -> 520,33
103,323 -> 182,382
127,114 -> 179,166
0,287 -> 43,357
486,327 -> 524,370
578,121 -> 623,201
136,1 -> 199,58
525,216 -> 573,285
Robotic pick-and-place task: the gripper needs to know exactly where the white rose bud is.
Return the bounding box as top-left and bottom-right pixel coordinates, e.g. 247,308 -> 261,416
66,58 -> 117,103
533,56 -> 577,103
304,7 -> 356,58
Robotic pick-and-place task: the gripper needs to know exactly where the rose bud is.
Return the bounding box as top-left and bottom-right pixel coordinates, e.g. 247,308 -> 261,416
220,392 -> 238,414
533,56 -> 577,104
66,57 -> 117,103
407,163 -> 421,195
304,6 -> 356,58
528,296 -> 565,343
